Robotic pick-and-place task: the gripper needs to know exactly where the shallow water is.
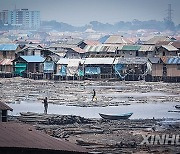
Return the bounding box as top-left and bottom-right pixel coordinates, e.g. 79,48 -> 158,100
8,101 -> 180,119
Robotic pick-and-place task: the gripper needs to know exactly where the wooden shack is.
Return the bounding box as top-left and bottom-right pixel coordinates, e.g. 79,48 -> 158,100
65,47 -> 86,59
16,44 -> 43,57
116,45 -> 141,57
156,45 -> 178,57
0,59 -> 13,77
138,45 -> 155,57
84,58 -> 116,79
13,56 -> 45,78
164,57 -> 180,82
55,58 -> 84,80
115,57 -> 148,81
0,44 -> 20,60
146,57 -> 164,82
0,101 -> 13,122
43,54 -> 60,79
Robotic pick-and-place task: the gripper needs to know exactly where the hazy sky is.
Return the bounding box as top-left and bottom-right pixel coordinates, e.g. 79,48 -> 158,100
0,0 -> 180,26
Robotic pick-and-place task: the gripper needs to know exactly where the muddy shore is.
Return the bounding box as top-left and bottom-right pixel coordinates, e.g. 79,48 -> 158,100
1,77 -> 180,153
10,112 -> 180,154
1,77 -> 180,107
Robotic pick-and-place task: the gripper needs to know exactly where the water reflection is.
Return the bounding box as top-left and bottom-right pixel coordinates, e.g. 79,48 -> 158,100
8,101 -> 180,119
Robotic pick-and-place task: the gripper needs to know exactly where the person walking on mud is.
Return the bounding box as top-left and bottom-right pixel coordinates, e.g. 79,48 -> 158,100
43,97 -> 48,114
92,89 -> 97,101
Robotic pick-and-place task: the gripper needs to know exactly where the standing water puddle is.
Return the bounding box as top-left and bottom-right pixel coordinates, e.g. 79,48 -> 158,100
8,101 -> 180,119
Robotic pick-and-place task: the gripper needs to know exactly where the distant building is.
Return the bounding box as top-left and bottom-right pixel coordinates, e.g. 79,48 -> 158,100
0,9 -> 40,29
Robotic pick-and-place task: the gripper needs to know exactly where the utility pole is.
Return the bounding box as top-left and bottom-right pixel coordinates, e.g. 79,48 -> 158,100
164,4 -> 175,31
167,4 -> 172,22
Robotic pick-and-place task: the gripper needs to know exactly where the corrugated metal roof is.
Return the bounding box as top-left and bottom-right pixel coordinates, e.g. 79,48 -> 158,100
71,47 -> 86,53
45,55 -> 61,63
0,59 -> 13,65
117,57 -> 147,64
49,43 -> 76,48
84,58 -> 115,65
0,44 -> 18,51
148,57 -> 162,64
0,38 -> 12,43
166,57 -> 180,64
139,45 -> 155,52
98,35 -> 110,43
155,41 -> 171,46
83,40 -> 100,46
20,56 -> 45,63
84,45 -> 121,53
172,41 -> 180,49
0,123 -> 88,153
57,58 -> 69,65
0,102 -> 13,111
145,36 -> 171,45
103,35 -> 133,44
162,45 -> 178,51
66,38 -> 83,45
68,59 -> 82,67
122,45 -> 141,51
57,58 -> 84,65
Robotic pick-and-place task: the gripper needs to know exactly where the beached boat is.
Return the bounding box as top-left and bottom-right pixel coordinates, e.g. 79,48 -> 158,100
175,105 -> 180,109
99,112 -> 133,120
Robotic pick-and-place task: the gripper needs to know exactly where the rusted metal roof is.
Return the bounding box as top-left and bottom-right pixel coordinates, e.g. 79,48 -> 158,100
84,45 -> 121,53
0,122 -> 88,153
99,35 -> 133,44
155,41 -> 171,46
83,40 -> 100,46
171,42 -> 180,49
145,36 -> 171,45
0,59 -> 13,65
161,45 -> 178,51
139,45 -> 155,52
0,102 -> 13,111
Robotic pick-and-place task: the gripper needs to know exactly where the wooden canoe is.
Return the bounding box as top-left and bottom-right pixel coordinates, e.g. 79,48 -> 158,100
99,112 -> 133,120
175,105 -> 180,109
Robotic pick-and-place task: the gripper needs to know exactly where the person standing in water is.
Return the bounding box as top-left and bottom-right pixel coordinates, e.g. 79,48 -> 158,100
92,89 -> 97,101
43,97 -> 48,114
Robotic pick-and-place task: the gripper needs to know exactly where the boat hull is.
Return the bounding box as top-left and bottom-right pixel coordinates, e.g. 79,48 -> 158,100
99,113 -> 133,120
175,105 -> 180,109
